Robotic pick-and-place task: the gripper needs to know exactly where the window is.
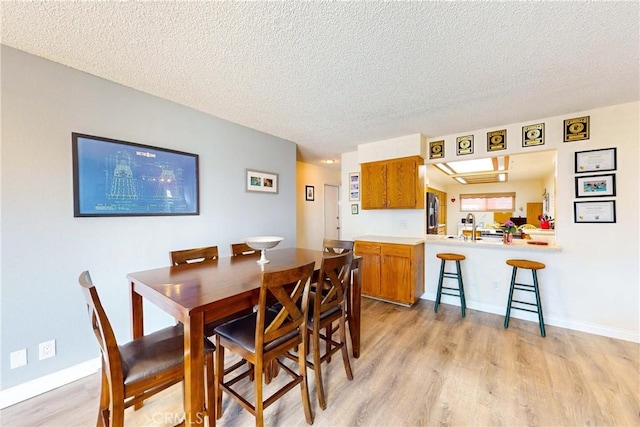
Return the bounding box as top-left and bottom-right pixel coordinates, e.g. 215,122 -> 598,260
460,192 -> 515,212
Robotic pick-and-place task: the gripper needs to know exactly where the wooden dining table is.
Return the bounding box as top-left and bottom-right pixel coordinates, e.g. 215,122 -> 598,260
127,247 -> 361,426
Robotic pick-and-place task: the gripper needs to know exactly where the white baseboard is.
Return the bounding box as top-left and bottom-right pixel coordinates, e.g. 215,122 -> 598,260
0,357 -> 101,409
420,294 -> 640,343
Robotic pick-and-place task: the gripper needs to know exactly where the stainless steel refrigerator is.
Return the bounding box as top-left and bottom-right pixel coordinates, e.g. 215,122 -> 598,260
426,192 -> 440,234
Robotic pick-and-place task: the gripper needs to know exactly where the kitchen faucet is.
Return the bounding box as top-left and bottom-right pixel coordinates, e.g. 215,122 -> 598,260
466,213 -> 477,241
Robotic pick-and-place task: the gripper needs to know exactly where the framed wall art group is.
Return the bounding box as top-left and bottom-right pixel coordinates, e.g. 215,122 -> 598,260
349,172 -> 360,201
432,114 -> 594,161
573,147 -> 617,223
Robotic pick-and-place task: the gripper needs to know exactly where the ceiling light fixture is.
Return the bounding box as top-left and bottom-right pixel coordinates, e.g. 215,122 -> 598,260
498,173 -> 506,182
454,177 -> 467,184
448,158 -> 494,174
324,159 -> 335,164
435,163 -> 455,175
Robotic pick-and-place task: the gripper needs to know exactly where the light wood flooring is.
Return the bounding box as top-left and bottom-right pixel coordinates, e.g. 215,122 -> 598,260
2,298 -> 639,426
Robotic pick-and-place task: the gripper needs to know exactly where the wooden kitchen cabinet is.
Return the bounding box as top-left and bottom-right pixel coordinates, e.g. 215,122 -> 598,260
361,156 -> 425,209
355,240 -> 425,306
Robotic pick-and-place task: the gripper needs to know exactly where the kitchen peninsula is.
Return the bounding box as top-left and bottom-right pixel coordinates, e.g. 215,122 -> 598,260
421,232 -> 562,327
424,234 -> 561,252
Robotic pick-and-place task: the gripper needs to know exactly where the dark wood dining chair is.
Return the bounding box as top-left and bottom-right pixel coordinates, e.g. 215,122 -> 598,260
78,271 -> 215,427
322,238 -> 354,254
170,246 -> 253,339
214,262 -> 315,427
230,242 -> 259,257
320,239 -> 355,357
170,245 -> 219,265
287,252 -> 354,410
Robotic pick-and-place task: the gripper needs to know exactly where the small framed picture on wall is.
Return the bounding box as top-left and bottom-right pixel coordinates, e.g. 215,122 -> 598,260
305,185 -> 314,201
349,172 -> 360,201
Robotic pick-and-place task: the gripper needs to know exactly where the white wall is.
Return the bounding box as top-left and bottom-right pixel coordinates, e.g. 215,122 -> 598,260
0,46 -> 298,390
296,161 -> 341,249
340,152 -> 427,239
342,102 -> 640,342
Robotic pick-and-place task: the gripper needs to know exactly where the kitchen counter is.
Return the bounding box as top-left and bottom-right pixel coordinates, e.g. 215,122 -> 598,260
354,235 -> 426,245
424,234 -> 561,252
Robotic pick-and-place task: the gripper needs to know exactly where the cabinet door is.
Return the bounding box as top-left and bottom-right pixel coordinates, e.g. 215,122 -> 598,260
386,158 -> 421,208
527,202 -> 543,226
355,242 -> 381,296
361,162 -> 387,209
380,244 -> 412,304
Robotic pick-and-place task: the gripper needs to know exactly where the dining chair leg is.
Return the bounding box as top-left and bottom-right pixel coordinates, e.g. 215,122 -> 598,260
312,325 -> 327,410
254,358 -> 265,427
110,401 -> 125,427
339,313 -> 353,380
325,325 -> 332,363
215,337 -> 225,420
205,351 -> 215,427
98,370 -> 110,427
298,341 -> 314,424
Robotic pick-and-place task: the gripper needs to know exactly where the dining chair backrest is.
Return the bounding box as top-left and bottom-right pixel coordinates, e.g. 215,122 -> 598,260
322,238 -> 355,254
257,262 -> 315,355
230,242 -> 259,257
315,252 -> 353,318
78,270 -> 125,386
170,245 -> 219,266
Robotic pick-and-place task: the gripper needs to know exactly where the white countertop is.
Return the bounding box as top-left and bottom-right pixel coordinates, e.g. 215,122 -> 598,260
354,235 -> 426,245
424,234 -> 561,252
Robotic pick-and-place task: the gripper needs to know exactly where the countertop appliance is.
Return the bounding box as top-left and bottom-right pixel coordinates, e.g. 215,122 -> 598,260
426,192 -> 439,234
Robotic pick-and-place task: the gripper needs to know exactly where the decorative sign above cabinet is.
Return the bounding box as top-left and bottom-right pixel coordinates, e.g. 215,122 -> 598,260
429,140 -> 444,159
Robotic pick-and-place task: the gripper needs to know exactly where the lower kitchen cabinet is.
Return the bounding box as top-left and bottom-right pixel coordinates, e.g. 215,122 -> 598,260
355,239 -> 424,306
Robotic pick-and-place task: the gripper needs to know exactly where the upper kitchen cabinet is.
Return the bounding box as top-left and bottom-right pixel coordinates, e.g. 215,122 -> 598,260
361,156 -> 425,209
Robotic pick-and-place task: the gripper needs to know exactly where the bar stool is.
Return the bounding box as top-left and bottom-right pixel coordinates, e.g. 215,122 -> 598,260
434,253 -> 466,317
504,259 -> 546,337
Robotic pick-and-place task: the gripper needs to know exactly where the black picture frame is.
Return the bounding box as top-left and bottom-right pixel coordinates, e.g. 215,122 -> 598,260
487,129 -> 507,152
305,185 -> 315,201
429,140 -> 444,159
575,173 -> 616,198
456,135 -> 474,156
564,116 -> 590,142
72,133 -> 199,217
574,200 -> 616,223
522,123 -> 545,147
575,148 -> 617,173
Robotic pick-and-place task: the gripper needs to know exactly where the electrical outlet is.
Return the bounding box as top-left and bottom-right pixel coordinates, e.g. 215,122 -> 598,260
39,340 -> 56,360
10,349 -> 27,369
493,282 -> 500,291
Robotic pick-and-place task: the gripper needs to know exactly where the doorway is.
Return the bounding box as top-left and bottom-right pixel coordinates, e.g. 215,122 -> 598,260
324,184 -> 340,239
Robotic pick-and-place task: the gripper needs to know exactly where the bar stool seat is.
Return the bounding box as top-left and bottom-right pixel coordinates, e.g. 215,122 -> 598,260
434,253 -> 467,317
504,259 -> 546,337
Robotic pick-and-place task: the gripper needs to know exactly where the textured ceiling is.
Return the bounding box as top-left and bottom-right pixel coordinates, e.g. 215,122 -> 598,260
2,1 -> 639,168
